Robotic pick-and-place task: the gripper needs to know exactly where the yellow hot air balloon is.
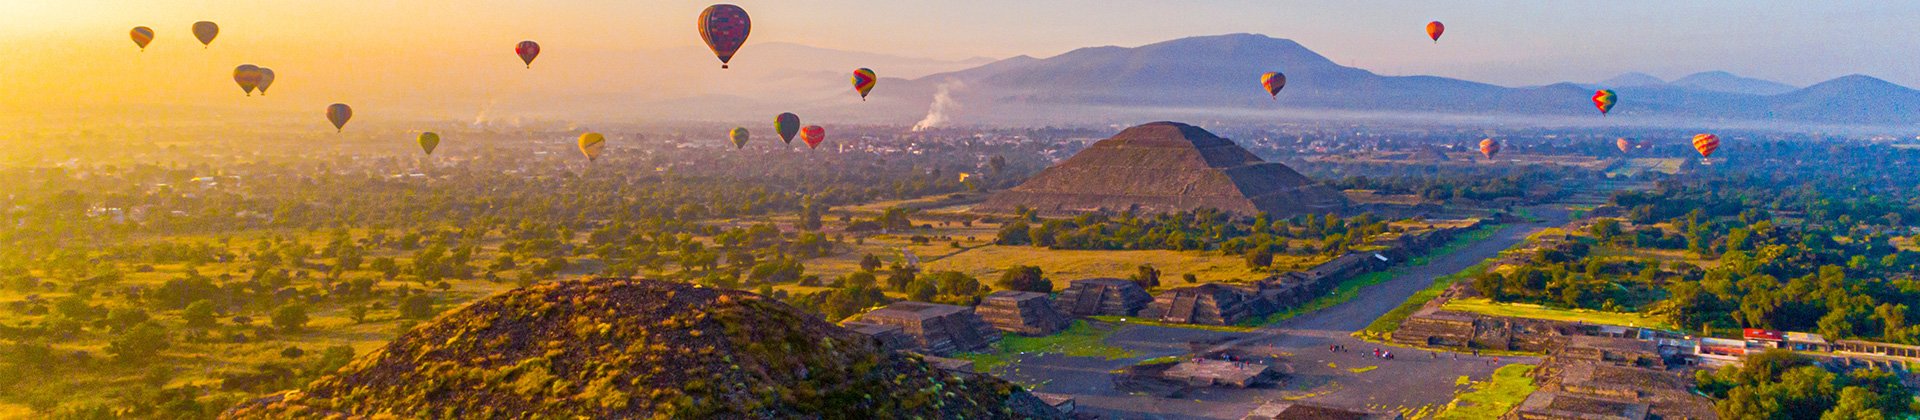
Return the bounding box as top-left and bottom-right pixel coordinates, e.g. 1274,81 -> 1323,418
419,132 -> 441,155
130,27 -> 154,51
579,132 -> 607,161
729,127 -> 750,149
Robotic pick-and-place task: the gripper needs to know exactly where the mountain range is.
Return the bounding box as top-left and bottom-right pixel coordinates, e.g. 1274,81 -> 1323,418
695,33 -> 1920,128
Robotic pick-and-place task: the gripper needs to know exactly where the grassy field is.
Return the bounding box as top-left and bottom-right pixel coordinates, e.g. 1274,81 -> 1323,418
1441,298 -> 1676,330
950,320 -> 1138,373
921,246 -> 1306,292
1430,364 -> 1538,420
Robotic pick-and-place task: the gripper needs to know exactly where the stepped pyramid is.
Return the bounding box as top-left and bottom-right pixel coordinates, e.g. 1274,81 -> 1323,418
975,122 -> 1346,216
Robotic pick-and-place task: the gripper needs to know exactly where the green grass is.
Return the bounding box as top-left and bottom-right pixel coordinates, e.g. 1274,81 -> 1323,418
1432,364 -> 1538,420
1347,365 -> 1378,373
1244,224 -> 1499,328
1441,298 -> 1677,331
950,320 -> 1139,373
1356,260 -> 1494,341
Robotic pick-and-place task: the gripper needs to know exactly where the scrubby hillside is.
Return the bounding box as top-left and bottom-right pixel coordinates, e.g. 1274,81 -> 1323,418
223,278 -> 1059,419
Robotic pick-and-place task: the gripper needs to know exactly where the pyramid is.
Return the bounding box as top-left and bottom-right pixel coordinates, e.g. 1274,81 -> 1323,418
976,122 -> 1346,216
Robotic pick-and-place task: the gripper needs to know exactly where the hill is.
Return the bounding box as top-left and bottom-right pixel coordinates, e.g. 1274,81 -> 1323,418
222,279 -> 1061,419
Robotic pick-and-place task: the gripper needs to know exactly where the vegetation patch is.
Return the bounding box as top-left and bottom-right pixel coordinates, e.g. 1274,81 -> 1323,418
1431,364 -> 1537,420
1441,298 -> 1676,331
952,320 -> 1139,373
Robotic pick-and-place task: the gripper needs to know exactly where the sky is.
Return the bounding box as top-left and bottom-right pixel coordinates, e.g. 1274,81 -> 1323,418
5,1 -> 1919,124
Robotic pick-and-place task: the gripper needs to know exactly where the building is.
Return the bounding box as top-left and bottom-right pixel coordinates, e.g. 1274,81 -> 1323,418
1557,336 -> 1664,368
1159,359 -> 1274,388
1242,401 -> 1401,420
849,301 -> 1000,355
1028,393 -> 1077,417
1138,283 -> 1271,326
1512,391 -> 1650,420
973,122 -> 1347,217
977,290 -> 1071,335
840,321 -> 914,351
1054,278 -> 1152,317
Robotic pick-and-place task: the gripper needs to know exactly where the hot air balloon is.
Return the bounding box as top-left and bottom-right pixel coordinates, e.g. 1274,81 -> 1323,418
233,65 -> 263,96
256,68 -> 275,95
959,173 -> 975,190
1692,134 -> 1720,158
192,21 -> 218,48
801,125 -> 825,149
1479,138 -> 1501,159
515,41 -> 540,68
130,27 -> 154,51
1616,138 -> 1633,154
1593,89 -> 1617,115
698,4 -> 751,69
579,132 -> 607,161
326,104 -> 352,132
1261,72 -> 1286,99
852,68 -> 877,101
775,113 -> 800,145
729,127 -> 750,149
419,132 -> 441,155
1426,21 -> 1445,42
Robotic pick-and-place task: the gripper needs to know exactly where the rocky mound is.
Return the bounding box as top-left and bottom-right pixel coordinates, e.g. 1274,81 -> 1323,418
223,279 -> 1061,419
974,121 -> 1346,217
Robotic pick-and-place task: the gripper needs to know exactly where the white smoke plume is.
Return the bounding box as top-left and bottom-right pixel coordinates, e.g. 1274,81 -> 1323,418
912,80 -> 965,131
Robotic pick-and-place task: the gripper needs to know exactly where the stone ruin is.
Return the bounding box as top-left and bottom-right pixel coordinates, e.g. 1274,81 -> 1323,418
1054,278 -> 1152,317
977,290 -> 1071,336
846,301 -> 1000,355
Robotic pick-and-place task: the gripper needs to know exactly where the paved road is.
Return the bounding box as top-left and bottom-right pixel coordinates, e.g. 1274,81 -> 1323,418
1005,206 -> 1574,419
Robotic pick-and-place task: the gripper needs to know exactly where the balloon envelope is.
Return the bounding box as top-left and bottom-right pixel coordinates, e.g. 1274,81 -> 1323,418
1692,134 -> 1720,158
131,27 -> 154,50
515,41 -> 540,68
1261,72 -> 1286,98
192,21 -> 218,47
729,127 -> 750,149
852,68 -> 877,100
1616,138 -> 1633,153
1426,21 -> 1445,42
326,104 -> 352,132
256,68 -> 275,95
579,133 -> 607,161
233,65 -> 262,96
1479,138 -> 1501,159
1593,90 -> 1617,115
775,113 -> 800,144
801,125 -> 825,149
698,4 -> 751,68
419,132 -> 441,155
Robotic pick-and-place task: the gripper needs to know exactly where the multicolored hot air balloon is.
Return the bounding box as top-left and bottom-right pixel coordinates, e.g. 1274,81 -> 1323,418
256,68 -> 275,95
1617,138 -> 1633,154
1593,89 -> 1617,115
1261,72 -> 1286,99
698,4 -> 751,69
775,113 -> 800,145
579,132 -> 607,161
1426,21 -> 1445,43
1692,134 -> 1720,158
515,41 -> 540,68
1479,138 -> 1501,159
192,21 -> 219,48
130,27 -> 154,51
326,104 -> 352,132
233,65 -> 263,96
852,68 -> 877,101
419,132 -> 441,155
801,125 -> 825,149
729,127 -> 750,149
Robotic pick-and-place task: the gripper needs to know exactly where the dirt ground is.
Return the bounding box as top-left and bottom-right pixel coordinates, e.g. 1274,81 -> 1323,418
988,205 -> 1573,419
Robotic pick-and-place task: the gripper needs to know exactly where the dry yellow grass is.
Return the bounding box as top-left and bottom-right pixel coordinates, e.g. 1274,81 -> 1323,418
918,245 -> 1322,292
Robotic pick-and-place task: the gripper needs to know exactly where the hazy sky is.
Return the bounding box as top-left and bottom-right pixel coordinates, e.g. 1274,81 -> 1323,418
6,1 -> 1918,122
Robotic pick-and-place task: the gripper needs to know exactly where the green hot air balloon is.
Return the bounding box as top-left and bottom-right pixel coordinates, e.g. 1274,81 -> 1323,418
419,132 -> 441,155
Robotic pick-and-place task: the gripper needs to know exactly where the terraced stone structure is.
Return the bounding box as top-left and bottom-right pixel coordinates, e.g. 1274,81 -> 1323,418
1054,278 -> 1153,317
1138,283 -> 1272,326
974,121 -> 1347,217
977,291 -> 1071,335
852,301 -> 1001,355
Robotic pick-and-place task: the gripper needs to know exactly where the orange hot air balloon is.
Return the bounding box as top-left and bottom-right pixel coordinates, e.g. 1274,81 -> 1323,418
1616,138 -> 1633,153
698,4 -> 751,69
1426,21 -> 1445,42
800,125 -> 825,149
233,64 -> 263,96
1261,72 -> 1286,99
1593,89 -> 1617,115
515,41 -> 540,68
1479,138 -> 1501,159
326,104 -> 352,132
130,27 -> 154,51
1692,134 -> 1720,158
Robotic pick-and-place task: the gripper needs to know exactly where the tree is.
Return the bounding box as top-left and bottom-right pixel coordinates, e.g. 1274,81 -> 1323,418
843,271 -> 877,289
885,265 -> 917,291
1130,264 -> 1160,290
108,321 -> 171,363
859,254 -> 884,272
271,303 -> 310,332
347,304 -> 369,324
996,220 -> 1032,245
1246,248 -> 1274,269
907,279 -> 938,302
1823,387 -> 1887,420
183,299 -> 219,328
996,265 -> 1051,293
400,295 -> 436,320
